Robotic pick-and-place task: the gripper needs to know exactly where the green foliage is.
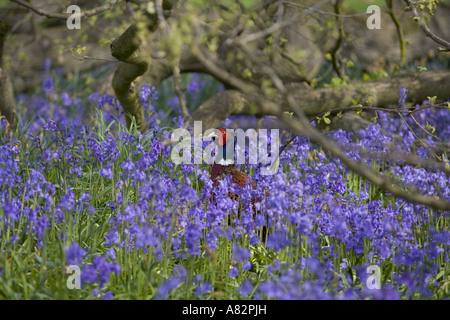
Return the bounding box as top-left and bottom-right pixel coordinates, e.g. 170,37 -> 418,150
345,0 -> 385,11
428,96 -> 437,104
324,76 -> 350,90
416,0 -> 441,15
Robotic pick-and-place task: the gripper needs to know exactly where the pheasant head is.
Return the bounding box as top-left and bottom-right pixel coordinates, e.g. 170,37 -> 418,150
207,128 -> 234,166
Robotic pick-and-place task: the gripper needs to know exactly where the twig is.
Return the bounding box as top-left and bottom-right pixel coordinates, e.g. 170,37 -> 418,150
280,111 -> 450,211
190,26 -> 259,96
349,144 -> 450,177
311,102 -> 449,122
386,0 -> 406,72
409,113 -> 440,141
68,49 -> 118,62
329,0 -> 345,79
10,12 -> 32,33
10,0 -> 124,20
284,1 -> 371,18
234,0 -> 331,46
404,0 -> 450,52
394,69 -> 443,161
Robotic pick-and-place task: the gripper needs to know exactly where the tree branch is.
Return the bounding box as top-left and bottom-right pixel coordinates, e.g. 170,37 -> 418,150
281,112 -> 450,211
111,24 -> 151,131
10,0 -> 124,20
386,0 -> 406,72
0,18 -> 16,130
404,0 -> 450,52
329,0 -> 345,79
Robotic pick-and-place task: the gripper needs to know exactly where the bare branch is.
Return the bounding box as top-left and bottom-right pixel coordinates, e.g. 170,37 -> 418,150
280,113 -> 450,212
284,1 -> 370,18
396,109 -> 443,162
329,0 -> 345,79
10,0 -> 124,20
404,0 -> 450,52
386,0 -> 406,72
234,0 -> 331,46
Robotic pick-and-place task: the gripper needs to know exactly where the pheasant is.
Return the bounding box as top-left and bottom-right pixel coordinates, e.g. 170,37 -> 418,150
207,128 -> 269,242
207,128 -> 257,200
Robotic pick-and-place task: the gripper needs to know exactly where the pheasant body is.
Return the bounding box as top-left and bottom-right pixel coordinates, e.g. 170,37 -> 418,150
207,128 -> 269,242
211,163 -> 256,201
211,163 -> 256,189
208,128 -> 264,205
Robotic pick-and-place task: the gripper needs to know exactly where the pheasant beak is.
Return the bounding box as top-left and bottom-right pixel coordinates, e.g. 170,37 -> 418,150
205,131 -> 218,139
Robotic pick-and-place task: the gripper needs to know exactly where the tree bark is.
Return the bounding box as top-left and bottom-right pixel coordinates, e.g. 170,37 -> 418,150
111,24 -> 152,131
0,18 -> 16,130
190,70 -> 450,131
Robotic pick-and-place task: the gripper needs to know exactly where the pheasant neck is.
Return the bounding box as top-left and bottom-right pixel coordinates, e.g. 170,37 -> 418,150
218,143 -> 234,166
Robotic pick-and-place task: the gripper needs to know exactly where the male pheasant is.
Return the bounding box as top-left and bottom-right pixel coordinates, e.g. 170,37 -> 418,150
208,128 -> 257,202
207,128 -> 269,241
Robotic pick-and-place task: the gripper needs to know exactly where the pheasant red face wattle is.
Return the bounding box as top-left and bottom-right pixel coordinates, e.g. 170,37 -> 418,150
217,128 -> 230,146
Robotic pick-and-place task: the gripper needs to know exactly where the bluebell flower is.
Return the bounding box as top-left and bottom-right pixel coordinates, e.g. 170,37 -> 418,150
187,80 -> 199,93
156,277 -> 182,299
44,120 -> 59,132
195,282 -> 213,297
233,243 -> 251,262
100,164 -> 113,180
398,86 -> 407,106
65,242 -> 88,265
61,93 -> 72,106
229,265 -> 239,278
243,260 -> 252,271
43,77 -> 53,92
43,58 -> 51,73
238,280 -> 253,297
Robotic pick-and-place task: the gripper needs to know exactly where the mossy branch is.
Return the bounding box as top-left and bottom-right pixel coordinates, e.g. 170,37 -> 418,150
386,0 -> 406,72
0,18 -> 16,130
111,24 -> 151,131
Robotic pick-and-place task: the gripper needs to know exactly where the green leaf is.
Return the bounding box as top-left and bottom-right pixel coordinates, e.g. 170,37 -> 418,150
241,0 -> 256,9
427,96 -> 437,104
426,122 -> 436,134
322,112 -> 331,124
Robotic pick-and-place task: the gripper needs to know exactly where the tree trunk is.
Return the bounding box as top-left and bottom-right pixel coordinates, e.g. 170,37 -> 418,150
0,18 -> 16,131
